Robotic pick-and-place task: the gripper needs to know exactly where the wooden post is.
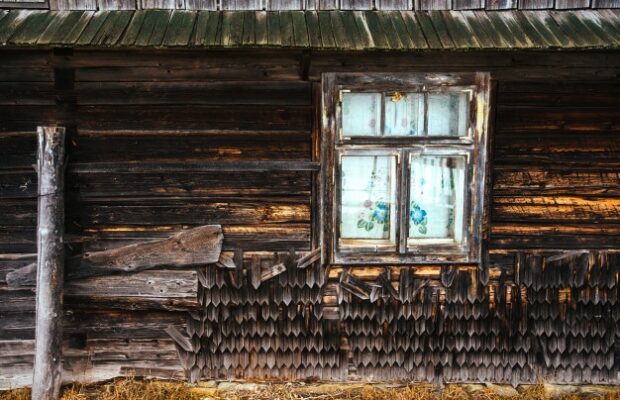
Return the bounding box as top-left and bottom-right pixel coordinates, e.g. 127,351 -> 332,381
32,126 -> 66,400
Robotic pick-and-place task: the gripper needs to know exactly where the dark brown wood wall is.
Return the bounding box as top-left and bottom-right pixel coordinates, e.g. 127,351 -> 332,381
0,48 -> 619,387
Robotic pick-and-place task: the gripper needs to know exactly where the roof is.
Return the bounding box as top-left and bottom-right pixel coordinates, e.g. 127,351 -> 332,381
0,9 -> 618,49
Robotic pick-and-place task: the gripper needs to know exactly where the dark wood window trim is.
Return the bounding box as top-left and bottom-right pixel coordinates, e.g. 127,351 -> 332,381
321,72 -> 491,266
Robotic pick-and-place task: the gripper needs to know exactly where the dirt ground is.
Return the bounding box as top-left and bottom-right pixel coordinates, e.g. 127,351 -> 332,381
2,379 -> 620,400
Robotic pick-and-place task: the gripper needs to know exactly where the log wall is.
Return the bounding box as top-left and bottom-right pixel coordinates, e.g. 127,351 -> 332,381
0,48 -> 619,388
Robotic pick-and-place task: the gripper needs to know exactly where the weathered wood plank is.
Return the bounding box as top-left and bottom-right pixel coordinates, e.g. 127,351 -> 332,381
266,10 -> 281,45
162,11 -> 197,46
75,10 -> 111,45
32,126 -> 66,400
493,168 -> 620,196
399,11 -> 429,48
340,0 -> 373,9
89,10 -> 133,46
416,0 -> 451,10
518,0 -> 553,10
132,11 -> 171,47
377,0 -> 412,9
426,11 -> 456,46
184,0 -> 215,8
279,11 -> 294,47
555,0 -> 589,8
453,0 -> 484,9
98,0 -> 136,10
65,269 -> 200,311
220,0 -> 262,10
317,10 -> 336,48
268,0 -> 304,9
241,10 -> 256,45
291,11 -> 309,47
6,11 -> 56,45
255,10 -> 268,45
7,225 -> 223,286
72,81 -> 310,105
492,196 -> 620,222
305,10 -> 322,47
485,0 -> 516,9
362,10 -> 391,49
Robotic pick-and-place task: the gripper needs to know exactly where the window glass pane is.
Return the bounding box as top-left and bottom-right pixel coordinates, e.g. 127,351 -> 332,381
427,92 -> 469,137
409,156 -> 466,243
384,92 -> 424,136
340,155 -> 396,241
341,93 -> 381,137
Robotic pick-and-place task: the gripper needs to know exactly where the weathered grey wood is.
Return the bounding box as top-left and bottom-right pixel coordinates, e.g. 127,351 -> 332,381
267,0 -> 304,9
31,126 -> 66,400
319,0 -> 339,8
261,262 -> 286,281
7,225 -> 223,287
340,0 -> 373,8
554,0 -> 589,8
221,0 -> 263,9
377,0 -> 413,8
518,0 -> 553,9
296,247 -> 321,268
165,326 -> 193,352
97,0 -> 136,10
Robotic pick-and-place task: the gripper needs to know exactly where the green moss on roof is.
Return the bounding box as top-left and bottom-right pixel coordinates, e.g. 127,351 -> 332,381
0,9 -> 618,49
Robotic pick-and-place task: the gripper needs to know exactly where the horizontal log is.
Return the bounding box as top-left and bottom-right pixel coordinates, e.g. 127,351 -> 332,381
65,197 -> 310,227
69,161 -> 318,173
69,130 -> 310,163
66,169 -> 311,198
0,67 -> 53,82
73,81 -> 310,105
0,170 -> 37,199
0,82 -> 56,106
6,225 -> 222,287
74,66 -> 301,82
0,105 -> 312,131
1,269 -> 200,312
67,223 -> 312,252
492,196 -> 620,223
493,168 -> 620,196
64,269 -> 200,311
1,307 -> 187,340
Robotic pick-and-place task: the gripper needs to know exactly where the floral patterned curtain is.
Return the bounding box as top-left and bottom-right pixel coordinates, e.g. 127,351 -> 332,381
409,156 -> 465,243
340,155 -> 395,240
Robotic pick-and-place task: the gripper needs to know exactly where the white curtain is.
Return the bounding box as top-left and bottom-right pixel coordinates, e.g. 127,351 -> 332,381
341,93 -> 381,137
427,93 -> 469,137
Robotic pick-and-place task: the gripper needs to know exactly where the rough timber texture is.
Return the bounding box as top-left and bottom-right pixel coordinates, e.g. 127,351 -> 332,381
1,49 -> 620,388
32,125 -> 65,400
0,10 -> 619,49
1,0 -> 619,10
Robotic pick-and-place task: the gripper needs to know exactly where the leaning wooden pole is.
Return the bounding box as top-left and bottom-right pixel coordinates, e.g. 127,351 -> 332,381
32,126 -> 66,400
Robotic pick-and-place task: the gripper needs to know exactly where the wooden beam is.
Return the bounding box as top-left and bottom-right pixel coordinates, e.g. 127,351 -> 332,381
7,225 -> 223,286
32,126 -> 66,400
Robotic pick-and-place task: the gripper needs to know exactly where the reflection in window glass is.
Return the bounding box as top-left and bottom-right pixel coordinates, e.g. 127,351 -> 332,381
409,156 -> 465,243
340,155 -> 396,241
341,93 -> 381,137
384,93 -> 424,136
427,93 -> 469,136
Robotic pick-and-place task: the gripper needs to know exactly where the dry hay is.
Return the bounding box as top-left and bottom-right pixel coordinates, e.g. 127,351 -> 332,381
1,380 -> 620,400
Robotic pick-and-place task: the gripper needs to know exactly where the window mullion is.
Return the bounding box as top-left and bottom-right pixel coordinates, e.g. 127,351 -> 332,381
398,148 -> 409,254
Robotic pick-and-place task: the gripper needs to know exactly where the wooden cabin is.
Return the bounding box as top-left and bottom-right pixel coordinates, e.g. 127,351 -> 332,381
0,0 -> 619,394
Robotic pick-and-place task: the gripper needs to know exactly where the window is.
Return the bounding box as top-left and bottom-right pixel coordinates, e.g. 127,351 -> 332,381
321,73 -> 491,265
